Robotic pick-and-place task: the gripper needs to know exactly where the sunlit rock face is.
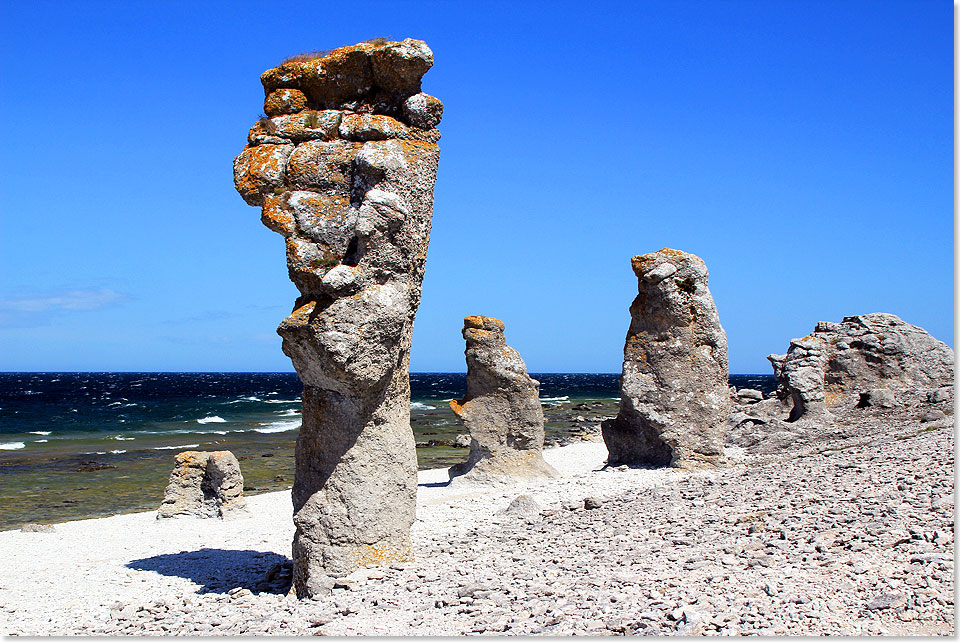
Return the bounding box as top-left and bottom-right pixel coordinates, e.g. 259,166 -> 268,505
602,249 -> 730,468
158,451 -> 246,519
447,316 -> 558,487
233,39 -> 441,598
768,313 -> 955,421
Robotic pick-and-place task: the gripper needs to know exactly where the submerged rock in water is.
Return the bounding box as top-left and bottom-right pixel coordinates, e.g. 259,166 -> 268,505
602,249 -> 730,467
233,39 -> 442,598
158,451 -> 246,519
768,313 -> 954,421
448,316 -> 558,486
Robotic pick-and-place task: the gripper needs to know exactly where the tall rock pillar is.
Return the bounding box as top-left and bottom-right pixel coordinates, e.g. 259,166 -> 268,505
448,316 -> 558,486
233,39 -> 442,597
602,249 -> 730,467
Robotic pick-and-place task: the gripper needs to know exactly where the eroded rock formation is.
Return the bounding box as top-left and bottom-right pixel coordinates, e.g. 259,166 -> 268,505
727,313 -> 954,453
770,313 -> 953,420
158,451 -> 246,519
602,249 -> 730,467
233,39 -> 441,597
448,316 -> 558,486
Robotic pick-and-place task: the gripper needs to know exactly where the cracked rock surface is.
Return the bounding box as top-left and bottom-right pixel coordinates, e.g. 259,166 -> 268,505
233,39 -> 441,597
603,248 -> 731,467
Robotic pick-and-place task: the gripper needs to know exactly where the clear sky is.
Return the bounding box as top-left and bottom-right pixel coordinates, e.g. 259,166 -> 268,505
0,0 -> 953,374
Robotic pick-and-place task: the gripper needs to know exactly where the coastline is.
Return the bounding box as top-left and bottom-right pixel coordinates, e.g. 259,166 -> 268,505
0,423 -> 953,636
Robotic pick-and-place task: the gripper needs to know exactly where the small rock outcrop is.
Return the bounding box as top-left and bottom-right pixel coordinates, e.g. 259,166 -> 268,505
448,316 -> 558,485
768,313 -> 954,421
602,249 -> 730,467
727,313 -> 954,453
233,39 -> 442,597
158,451 -> 246,519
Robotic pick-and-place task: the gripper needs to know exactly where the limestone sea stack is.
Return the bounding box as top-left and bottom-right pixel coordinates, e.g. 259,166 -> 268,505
233,39 -> 442,597
448,316 -> 558,486
602,249 -> 730,467
768,313 -> 954,420
158,451 -> 246,519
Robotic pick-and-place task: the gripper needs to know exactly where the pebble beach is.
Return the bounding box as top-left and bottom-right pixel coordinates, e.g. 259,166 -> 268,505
0,416 -> 953,636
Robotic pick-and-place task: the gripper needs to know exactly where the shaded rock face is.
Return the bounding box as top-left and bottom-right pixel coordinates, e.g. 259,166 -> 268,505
233,39 -> 441,597
602,249 -> 730,467
448,316 -> 558,485
158,451 -> 246,519
768,313 -> 954,421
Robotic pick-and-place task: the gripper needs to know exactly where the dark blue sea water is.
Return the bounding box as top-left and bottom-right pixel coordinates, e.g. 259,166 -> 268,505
0,372 -> 774,529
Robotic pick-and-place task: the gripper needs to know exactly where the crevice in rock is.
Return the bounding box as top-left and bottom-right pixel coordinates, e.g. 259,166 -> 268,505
342,236 -> 362,266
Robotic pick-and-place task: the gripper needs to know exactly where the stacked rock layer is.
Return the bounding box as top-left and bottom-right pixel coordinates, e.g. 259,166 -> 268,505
602,249 -> 730,467
448,316 -> 558,486
233,39 -> 442,597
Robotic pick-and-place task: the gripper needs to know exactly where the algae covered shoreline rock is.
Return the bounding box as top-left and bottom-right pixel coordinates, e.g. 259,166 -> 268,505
448,316 -> 558,486
602,248 -> 731,467
233,38 -> 442,598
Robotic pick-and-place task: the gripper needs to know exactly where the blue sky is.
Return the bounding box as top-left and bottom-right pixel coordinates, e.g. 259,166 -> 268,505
0,0 -> 952,374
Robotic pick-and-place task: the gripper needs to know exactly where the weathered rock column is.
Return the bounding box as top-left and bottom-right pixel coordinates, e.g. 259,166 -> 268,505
602,249 -> 730,467
448,316 -> 558,486
233,39 -> 442,597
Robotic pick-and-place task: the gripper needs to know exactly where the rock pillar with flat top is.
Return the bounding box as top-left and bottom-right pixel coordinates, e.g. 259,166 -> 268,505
233,39 -> 442,597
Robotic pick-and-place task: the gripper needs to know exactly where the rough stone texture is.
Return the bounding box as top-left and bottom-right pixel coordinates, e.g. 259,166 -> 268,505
602,249 -> 730,467
767,313 -> 954,422
448,316 -> 558,486
233,39 -> 441,598
727,314 -> 954,455
157,451 -> 246,519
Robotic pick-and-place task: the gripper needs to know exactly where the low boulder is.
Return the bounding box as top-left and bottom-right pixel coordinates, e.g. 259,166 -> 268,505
768,313 -> 953,421
158,451 -> 246,519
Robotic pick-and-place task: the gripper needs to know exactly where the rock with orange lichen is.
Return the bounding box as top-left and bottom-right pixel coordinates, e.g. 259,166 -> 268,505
602,249 -> 730,468
448,316 -> 558,487
157,451 -> 246,519
233,39 -> 441,599
259,39 -> 434,116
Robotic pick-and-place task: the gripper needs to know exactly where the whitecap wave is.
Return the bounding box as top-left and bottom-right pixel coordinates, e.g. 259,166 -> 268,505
226,396 -> 262,404
35,439 -> 48,443
0,442 -> 25,450
410,402 -> 434,411
541,395 -> 570,403
29,431 -> 51,436
197,416 -> 226,424
253,420 -> 301,434
261,398 -> 300,404
114,436 -> 135,441
152,444 -> 200,450
109,449 -> 126,454
276,409 -> 301,416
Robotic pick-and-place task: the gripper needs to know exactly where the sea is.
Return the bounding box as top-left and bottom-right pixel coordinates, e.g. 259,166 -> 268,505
0,372 -> 775,530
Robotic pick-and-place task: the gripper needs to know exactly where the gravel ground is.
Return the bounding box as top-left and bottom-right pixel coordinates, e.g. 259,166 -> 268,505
0,415 -> 953,636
